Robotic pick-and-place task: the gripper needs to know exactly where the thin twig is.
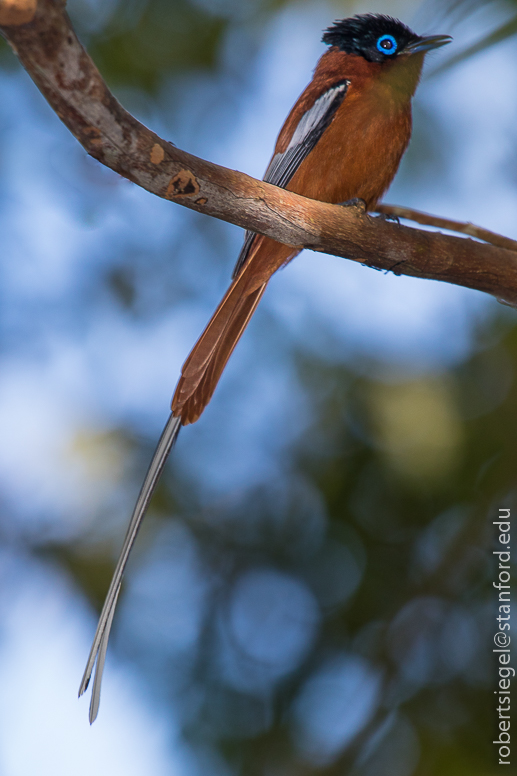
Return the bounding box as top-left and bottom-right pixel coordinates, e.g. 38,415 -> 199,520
376,203 -> 517,253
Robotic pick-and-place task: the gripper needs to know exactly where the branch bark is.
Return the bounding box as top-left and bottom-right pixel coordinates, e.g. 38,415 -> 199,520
1,0 -> 517,305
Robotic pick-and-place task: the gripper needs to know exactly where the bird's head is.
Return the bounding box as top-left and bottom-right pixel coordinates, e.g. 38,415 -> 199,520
322,14 -> 451,96
322,14 -> 451,63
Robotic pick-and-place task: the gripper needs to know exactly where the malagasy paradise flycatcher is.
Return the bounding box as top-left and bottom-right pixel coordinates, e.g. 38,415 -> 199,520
79,13 -> 451,722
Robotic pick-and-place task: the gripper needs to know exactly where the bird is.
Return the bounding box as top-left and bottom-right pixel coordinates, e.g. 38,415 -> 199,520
79,13 -> 451,722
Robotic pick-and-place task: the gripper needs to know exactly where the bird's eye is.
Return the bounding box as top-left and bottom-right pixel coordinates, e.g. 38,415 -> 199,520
376,34 -> 398,55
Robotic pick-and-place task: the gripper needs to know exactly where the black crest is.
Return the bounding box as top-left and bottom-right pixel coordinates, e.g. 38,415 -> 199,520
322,14 -> 421,63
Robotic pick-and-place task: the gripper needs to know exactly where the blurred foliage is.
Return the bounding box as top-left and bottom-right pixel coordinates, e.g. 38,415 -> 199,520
84,0 -> 228,92
58,311 -> 516,776
2,0 -> 517,774
0,0 -> 299,86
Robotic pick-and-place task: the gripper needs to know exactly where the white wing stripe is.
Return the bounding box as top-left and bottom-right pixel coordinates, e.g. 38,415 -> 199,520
288,82 -> 348,150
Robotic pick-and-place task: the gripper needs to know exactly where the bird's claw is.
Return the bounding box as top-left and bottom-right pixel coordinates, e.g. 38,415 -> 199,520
336,197 -> 367,213
375,211 -> 400,224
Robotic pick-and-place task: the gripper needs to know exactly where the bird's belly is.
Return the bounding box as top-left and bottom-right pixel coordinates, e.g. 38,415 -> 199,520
288,97 -> 411,209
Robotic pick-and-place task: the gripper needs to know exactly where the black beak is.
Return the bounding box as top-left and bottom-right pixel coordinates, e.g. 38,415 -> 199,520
404,34 -> 452,54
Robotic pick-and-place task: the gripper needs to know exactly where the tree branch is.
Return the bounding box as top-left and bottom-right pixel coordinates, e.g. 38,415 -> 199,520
1,0 -> 517,305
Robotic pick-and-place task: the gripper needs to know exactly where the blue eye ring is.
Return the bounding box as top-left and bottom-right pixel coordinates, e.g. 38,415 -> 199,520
376,34 -> 398,55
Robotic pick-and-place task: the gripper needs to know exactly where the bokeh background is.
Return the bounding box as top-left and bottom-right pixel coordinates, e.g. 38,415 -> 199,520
0,0 -> 516,773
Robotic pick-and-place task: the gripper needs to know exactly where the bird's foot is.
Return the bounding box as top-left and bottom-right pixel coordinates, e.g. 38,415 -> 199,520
375,211 -> 400,225
386,258 -> 407,275
336,198 -> 367,213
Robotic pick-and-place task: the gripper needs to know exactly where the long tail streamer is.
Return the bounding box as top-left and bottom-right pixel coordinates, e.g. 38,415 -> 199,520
78,413 -> 182,723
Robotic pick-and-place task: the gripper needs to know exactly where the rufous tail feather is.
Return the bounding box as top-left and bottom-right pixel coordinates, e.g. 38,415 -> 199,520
172,279 -> 267,424
172,237 -> 296,425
